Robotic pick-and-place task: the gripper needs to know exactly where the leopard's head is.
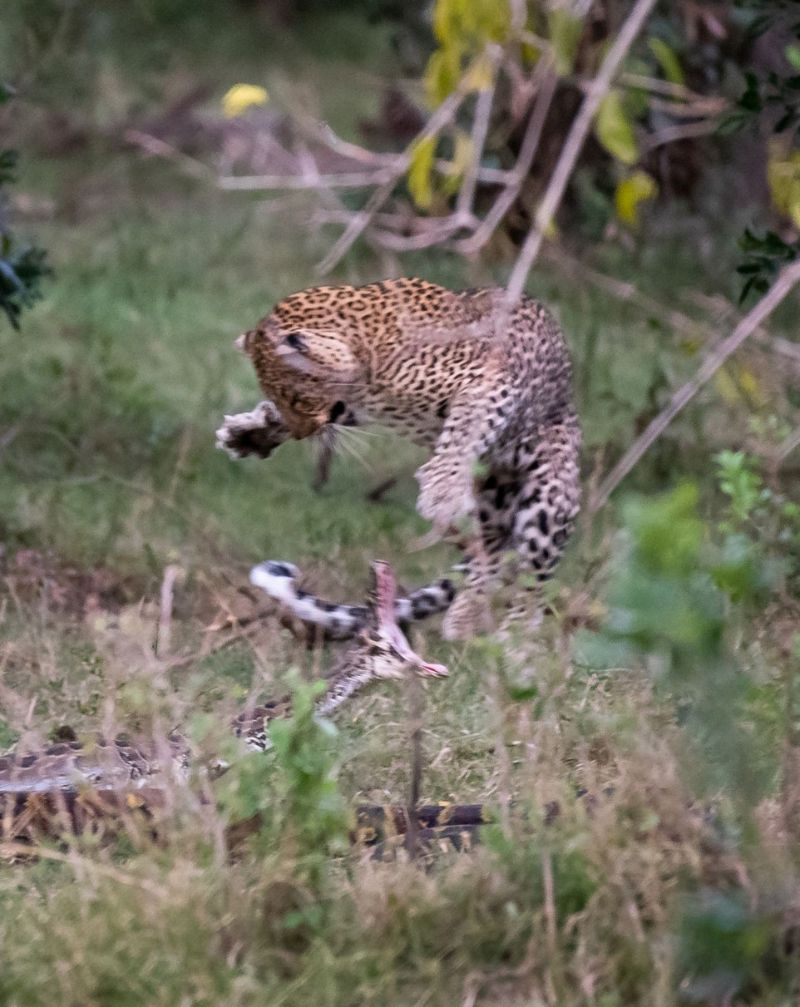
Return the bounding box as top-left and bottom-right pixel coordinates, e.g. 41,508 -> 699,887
236,289 -> 365,439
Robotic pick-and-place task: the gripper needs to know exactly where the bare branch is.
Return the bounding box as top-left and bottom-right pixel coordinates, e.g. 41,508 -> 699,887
287,111 -> 514,184
314,76 -> 473,274
618,72 -> 723,103
457,57 -> 558,256
289,113 -> 400,167
590,258 -> 800,512
505,0 -> 659,305
644,95 -> 727,118
371,218 -> 467,251
548,249 -> 800,372
219,169 -> 395,190
642,119 -> 720,152
124,129 -> 213,180
156,564 -> 181,659
456,48 -> 501,221
315,176 -> 400,274
777,425 -> 800,466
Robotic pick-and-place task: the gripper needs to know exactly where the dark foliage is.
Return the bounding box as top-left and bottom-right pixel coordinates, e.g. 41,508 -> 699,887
0,83 -> 50,329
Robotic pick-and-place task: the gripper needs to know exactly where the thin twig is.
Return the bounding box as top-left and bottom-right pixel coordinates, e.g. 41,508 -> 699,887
124,129 -> 213,180
591,258 -> 800,511
547,248 -> 800,371
777,425 -> 800,466
405,668 -> 424,860
645,95 -> 727,118
505,0 -> 659,304
287,110 -> 513,184
682,290 -> 800,369
219,168 -> 395,190
642,118 -> 720,152
542,849 -> 558,960
316,176 -> 401,274
371,217 -> 468,251
0,424 -> 21,454
455,49 -> 500,222
618,72 -> 723,103
316,73 -> 474,274
457,56 -> 558,256
156,564 -> 181,659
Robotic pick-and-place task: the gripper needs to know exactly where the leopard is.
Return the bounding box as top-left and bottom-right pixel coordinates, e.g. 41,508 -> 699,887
217,277 -> 581,640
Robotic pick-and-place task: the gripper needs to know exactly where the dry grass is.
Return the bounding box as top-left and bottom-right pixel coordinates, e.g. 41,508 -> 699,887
1,5 -> 799,1003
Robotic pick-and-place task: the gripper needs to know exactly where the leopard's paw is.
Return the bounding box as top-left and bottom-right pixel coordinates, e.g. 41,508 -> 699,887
215,401 -> 289,460
415,460 -> 474,533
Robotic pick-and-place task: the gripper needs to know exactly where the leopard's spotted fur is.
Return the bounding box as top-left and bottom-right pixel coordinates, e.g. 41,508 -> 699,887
218,278 -> 581,638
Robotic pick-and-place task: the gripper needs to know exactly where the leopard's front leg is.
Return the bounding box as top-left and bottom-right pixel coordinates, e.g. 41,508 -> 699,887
414,378 -> 506,534
215,400 -> 291,460
415,379 -> 509,639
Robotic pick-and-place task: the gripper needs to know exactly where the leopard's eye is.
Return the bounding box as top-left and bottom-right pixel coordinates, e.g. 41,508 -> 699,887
285,332 -> 305,351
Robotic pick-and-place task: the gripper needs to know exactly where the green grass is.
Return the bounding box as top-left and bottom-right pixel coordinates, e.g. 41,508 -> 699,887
1,5 -> 800,1004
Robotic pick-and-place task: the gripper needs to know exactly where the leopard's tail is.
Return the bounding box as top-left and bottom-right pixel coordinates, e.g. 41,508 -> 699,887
250,561 -> 456,641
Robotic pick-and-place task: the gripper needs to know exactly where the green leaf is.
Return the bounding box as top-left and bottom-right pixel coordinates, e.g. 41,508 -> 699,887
786,43 -> 800,72
648,37 -> 684,85
547,7 -> 583,77
424,46 -> 462,104
595,90 -> 639,165
407,134 -> 437,210
614,169 -> 658,228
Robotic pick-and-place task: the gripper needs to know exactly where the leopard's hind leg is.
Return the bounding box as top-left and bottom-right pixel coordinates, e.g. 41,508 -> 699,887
441,470 -> 518,640
500,421 -> 581,634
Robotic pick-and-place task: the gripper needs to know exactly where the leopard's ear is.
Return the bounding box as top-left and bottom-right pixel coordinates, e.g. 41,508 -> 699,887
274,329 -> 362,383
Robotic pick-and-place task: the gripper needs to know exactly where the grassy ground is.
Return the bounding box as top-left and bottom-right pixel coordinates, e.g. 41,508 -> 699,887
1,6 -> 800,1005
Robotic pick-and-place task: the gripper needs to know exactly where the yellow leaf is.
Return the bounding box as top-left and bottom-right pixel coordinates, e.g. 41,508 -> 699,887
424,46 -> 462,104
441,129 -> 473,195
714,363 -> 766,408
767,142 -> 800,229
714,367 -> 738,406
736,365 -> 765,405
222,83 -> 269,118
463,51 -> 494,92
474,0 -> 511,43
547,7 -> 583,76
595,90 -> 639,165
521,40 -> 541,67
408,135 -> 437,210
648,38 -> 684,86
615,170 -> 658,228
432,0 -> 453,44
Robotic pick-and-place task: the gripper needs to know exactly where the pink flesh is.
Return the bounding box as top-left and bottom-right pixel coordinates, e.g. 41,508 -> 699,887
372,562 -> 448,678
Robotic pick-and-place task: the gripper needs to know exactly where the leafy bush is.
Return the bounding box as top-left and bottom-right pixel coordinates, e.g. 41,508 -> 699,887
0,83 -> 49,329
